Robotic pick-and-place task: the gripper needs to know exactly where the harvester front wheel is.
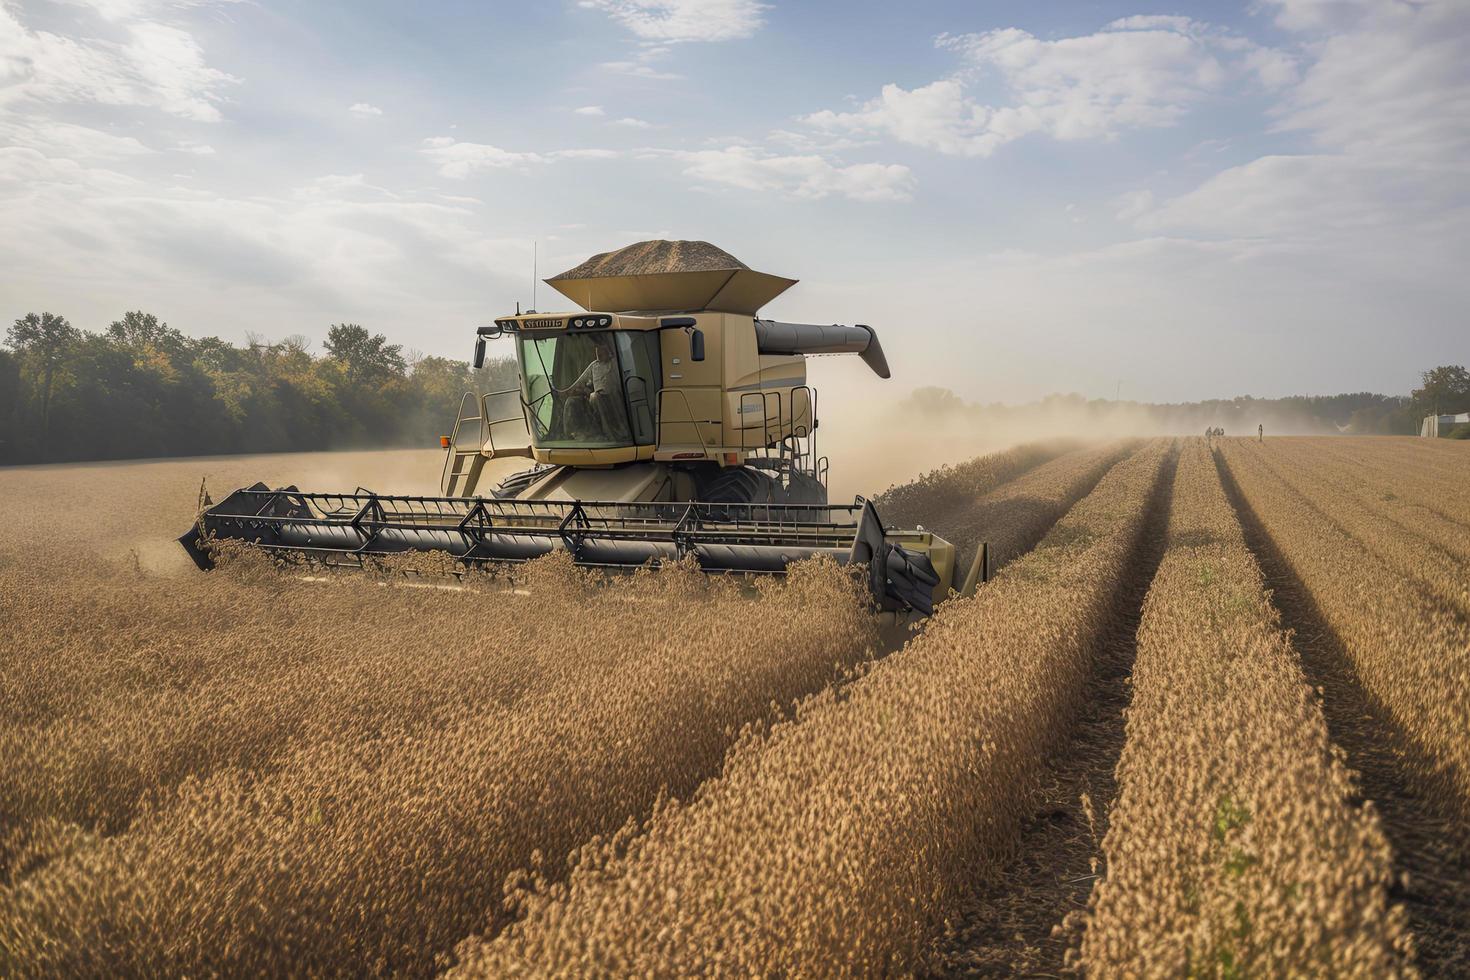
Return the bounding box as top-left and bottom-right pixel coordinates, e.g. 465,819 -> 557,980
699,466 -> 775,507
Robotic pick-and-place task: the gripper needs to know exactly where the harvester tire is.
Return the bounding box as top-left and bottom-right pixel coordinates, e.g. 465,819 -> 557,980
699,466 -> 777,511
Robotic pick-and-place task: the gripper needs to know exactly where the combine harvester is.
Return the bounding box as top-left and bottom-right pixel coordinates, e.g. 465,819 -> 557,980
180,241 -> 974,614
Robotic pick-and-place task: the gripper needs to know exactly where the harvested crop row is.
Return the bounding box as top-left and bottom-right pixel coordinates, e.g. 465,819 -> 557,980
0,560 -> 613,849
875,439 -> 1074,539
1238,444 -> 1470,617
0,558 -> 878,977
1083,439 -> 1408,976
449,440 -> 1172,977
1218,441 -> 1470,824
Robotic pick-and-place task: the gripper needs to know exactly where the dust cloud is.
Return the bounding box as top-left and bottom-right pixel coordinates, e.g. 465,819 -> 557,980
817,385 -> 1341,502
0,448 -> 530,577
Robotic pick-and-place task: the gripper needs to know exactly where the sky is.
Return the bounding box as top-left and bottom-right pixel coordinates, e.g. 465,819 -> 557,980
1,0 -> 1466,405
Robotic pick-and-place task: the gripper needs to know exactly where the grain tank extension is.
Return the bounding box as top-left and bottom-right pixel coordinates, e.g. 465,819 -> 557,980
180,241 -> 961,614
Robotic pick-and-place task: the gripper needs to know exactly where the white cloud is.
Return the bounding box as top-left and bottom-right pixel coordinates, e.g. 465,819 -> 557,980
1270,0 -> 1469,161
806,19 -> 1294,157
806,80 -> 1001,157
669,146 -> 914,202
0,144 -> 533,348
1136,154 -> 1445,241
0,4 -> 237,121
611,116 -> 652,128
765,128 -> 872,153
0,118 -> 153,159
1112,189 -> 1153,223
54,0 -> 246,22
175,139 -> 214,154
580,0 -> 767,43
348,102 -> 382,117
598,60 -> 682,80
420,138 -> 621,178
1260,0 -> 1379,33
1117,0 -> 1468,297
573,105 -> 606,116
293,172 -> 401,201
552,147 -> 621,160
421,138 -> 545,177
1105,15 -> 1198,33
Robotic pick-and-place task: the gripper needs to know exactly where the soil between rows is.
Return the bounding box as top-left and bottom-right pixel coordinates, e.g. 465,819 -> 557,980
1214,448 -> 1470,976
930,441 -> 1179,976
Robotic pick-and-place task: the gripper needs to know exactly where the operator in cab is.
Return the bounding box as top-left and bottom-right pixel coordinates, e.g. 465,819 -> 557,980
564,335 -> 625,441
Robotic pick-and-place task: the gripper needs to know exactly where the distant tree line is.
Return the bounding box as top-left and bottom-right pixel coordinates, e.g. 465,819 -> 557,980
3,309 -> 1465,465
0,311 -> 516,464
904,365 -> 1469,438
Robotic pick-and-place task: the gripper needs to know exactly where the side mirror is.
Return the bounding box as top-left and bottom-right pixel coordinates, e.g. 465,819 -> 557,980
473,336 -> 486,369
690,328 -> 705,362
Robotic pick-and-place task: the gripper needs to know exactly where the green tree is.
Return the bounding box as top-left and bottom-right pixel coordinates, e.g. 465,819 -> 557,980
6,311 -> 79,448
1411,365 -> 1470,417
0,348 -> 19,457
108,311 -> 185,354
323,323 -> 405,387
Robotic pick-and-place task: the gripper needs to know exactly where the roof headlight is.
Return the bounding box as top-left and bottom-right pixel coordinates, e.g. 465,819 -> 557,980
572,318 -> 584,328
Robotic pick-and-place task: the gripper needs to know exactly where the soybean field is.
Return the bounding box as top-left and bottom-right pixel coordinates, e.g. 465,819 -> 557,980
2,437 -> 1467,976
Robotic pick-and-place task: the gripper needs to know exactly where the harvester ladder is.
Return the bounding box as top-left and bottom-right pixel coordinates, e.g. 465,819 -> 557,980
441,391 -> 488,496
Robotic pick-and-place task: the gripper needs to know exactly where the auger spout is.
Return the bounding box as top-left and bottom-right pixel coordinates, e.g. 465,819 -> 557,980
753,320 -> 890,378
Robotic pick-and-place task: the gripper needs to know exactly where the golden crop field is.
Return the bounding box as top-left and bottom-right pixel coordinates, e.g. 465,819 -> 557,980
2,437 -> 1468,976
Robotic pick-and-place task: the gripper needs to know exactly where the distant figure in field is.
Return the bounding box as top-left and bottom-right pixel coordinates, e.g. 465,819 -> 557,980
1258,423 -> 1264,442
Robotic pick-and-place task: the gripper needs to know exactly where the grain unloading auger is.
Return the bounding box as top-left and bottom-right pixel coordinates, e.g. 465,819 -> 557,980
180,241 -> 965,614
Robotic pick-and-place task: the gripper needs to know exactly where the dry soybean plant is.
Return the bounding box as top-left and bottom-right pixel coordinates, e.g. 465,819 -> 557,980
1242,442 -> 1470,617
0,561 -> 596,849
1219,441 -> 1470,825
1313,437 -> 1470,500
448,440 -> 1171,977
1082,439 -> 1410,977
944,441 -> 1138,573
1271,440 -> 1470,564
0,556 -> 877,977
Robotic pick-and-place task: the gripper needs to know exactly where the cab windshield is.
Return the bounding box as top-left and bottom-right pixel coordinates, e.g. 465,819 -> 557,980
518,331 -> 660,448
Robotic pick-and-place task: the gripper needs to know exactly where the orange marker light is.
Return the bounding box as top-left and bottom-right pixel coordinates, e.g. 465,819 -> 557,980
440,435 -> 451,448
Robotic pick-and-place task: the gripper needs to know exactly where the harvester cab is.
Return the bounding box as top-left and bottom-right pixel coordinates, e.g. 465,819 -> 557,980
181,241 -> 959,615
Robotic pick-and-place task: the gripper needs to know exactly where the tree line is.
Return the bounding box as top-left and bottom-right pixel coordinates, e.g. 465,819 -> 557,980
3,309 -> 1466,465
905,367 -> 1469,438
1,311 -> 516,465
